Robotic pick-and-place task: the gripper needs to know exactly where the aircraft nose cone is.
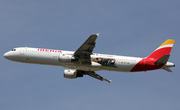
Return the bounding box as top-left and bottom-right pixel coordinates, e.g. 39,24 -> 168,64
4,52 -> 10,59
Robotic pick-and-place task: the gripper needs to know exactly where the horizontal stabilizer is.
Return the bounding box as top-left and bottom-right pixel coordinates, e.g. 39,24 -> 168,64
154,54 -> 170,65
163,68 -> 172,72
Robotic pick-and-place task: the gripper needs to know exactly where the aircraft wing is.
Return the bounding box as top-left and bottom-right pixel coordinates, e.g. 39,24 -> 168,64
77,70 -> 112,83
73,33 -> 99,63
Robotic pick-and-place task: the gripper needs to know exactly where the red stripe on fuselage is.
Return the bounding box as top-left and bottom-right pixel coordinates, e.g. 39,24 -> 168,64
130,58 -> 164,72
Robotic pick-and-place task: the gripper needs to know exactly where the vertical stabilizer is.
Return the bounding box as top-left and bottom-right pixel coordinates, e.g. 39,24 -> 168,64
146,39 -> 175,60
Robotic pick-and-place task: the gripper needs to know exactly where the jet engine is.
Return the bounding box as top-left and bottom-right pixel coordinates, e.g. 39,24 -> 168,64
64,69 -> 83,79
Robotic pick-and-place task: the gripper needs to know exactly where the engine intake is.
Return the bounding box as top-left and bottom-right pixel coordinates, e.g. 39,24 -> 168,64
64,69 -> 83,79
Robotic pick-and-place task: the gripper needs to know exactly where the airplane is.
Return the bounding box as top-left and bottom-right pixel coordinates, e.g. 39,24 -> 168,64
4,33 -> 175,83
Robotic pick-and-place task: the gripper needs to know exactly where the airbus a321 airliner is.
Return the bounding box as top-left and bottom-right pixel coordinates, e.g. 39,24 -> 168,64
4,34 -> 175,83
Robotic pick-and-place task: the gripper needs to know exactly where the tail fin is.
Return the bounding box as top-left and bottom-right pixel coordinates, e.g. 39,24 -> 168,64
146,39 -> 175,60
131,39 -> 175,72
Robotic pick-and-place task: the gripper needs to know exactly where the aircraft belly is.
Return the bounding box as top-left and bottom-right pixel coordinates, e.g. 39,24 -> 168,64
61,63 -> 101,71
115,59 -> 142,72
116,64 -> 136,72
61,59 -> 141,72
61,62 -> 137,72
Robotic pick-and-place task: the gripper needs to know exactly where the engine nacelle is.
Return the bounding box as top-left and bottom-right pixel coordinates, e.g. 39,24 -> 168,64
64,69 -> 83,79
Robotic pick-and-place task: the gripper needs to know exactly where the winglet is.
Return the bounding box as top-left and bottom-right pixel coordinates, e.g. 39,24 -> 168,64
96,33 -> 100,36
109,80 -> 112,83
103,78 -> 112,83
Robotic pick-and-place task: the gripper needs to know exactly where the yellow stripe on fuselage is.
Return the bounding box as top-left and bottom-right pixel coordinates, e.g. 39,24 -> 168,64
158,39 -> 175,48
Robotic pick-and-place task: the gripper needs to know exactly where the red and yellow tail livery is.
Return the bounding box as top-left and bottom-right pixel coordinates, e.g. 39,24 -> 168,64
131,39 -> 175,72
147,39 -> 175,60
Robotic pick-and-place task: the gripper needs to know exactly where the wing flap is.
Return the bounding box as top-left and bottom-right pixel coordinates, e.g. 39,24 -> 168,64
77,70 -> 111,83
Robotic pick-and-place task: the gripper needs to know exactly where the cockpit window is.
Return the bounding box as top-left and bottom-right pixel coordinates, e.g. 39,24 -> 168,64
11,49 -> 16,51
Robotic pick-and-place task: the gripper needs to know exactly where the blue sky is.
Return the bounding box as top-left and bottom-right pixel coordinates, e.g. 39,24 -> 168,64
1,0 -> 180,110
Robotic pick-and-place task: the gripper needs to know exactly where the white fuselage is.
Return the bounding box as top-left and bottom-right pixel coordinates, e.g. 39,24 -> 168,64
4,47 -> 143,72
3,37 -> 175,83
